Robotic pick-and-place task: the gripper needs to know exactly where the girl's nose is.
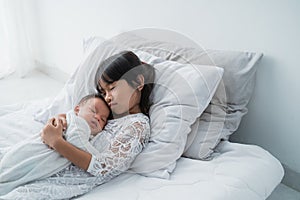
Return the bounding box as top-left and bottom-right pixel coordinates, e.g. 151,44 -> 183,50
105,93 -> 112,103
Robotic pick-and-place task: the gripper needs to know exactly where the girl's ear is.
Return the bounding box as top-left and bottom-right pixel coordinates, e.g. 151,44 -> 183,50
136,74 -> 144,91
74,105 -> 80,115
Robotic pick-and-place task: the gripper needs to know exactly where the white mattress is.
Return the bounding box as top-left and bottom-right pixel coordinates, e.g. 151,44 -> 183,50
0,100 -> 284,200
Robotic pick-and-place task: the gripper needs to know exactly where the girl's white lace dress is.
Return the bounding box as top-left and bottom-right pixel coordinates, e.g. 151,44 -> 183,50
0,113 -> 150,200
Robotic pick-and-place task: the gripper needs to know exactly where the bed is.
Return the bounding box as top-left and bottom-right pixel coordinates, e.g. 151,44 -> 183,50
0,29 -> 284,200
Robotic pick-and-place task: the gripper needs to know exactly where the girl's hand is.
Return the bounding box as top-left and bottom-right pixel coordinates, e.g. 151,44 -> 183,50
41,117 -> 64,149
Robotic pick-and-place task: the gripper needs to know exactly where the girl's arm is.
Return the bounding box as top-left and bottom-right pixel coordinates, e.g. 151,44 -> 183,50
52,138 -> 92,170
87,120 -> 149,177
41,117 -> 92,171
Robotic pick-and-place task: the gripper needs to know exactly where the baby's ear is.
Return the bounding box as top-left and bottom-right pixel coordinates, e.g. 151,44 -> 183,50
74,105 -> 80,115
136,74 -> 144,91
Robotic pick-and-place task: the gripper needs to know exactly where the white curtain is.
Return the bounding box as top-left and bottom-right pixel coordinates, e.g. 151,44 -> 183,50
0,0 -> 35,79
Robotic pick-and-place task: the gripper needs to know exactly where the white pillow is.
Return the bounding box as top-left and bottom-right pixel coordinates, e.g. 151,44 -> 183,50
127,50 -> 223,177
33,39 -> 223,179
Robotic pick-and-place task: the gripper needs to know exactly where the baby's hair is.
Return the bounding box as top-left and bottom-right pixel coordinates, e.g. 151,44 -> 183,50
78,94 -> 113,119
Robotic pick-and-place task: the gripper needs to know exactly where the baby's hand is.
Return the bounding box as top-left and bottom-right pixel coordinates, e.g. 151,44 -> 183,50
57,113 -> 67,131
47,117 -> 57,126
42,117 -> 64,149
47,117 -> 62,129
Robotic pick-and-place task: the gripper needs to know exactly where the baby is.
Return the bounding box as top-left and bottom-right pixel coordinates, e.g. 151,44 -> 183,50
0,94 -> 111,195
61,93 -> 112,145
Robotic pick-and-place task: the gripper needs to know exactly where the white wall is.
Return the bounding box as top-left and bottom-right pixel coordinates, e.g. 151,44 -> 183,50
31,0 -> 300,182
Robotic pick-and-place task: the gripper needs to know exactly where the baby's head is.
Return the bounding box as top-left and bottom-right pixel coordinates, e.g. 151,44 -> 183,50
74,94 -> 112,136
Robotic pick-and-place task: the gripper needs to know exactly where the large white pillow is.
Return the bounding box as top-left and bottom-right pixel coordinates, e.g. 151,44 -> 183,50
128,50 -> 223,177
33,39 -> 223,179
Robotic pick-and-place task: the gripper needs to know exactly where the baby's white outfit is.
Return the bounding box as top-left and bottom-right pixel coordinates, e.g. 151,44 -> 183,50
0,111 -> 95,195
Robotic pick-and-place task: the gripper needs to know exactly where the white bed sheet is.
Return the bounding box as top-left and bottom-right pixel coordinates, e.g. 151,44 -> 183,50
0,100 -> 284,200
77,142 -> 283,200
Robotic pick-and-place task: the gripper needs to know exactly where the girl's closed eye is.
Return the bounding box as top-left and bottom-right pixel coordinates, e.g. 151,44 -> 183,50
107,85 -> 115,93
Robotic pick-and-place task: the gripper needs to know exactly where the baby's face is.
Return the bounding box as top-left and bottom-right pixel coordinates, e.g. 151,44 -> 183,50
75,98 -> 110,136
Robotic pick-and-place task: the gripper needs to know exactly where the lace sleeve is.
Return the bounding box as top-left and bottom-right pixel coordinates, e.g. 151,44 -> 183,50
87,119 -> 149,178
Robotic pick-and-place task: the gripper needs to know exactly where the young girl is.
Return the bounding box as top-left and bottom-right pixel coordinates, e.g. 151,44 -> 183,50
0,51 -> 155,199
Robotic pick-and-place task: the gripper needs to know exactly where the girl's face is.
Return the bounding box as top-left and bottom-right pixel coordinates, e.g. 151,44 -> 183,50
98,79 -> 141,118
74,98 -> 110,136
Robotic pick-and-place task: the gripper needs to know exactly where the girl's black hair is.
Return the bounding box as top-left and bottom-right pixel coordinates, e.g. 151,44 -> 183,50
78,93 -> 113,120
95,51 -> 155,116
